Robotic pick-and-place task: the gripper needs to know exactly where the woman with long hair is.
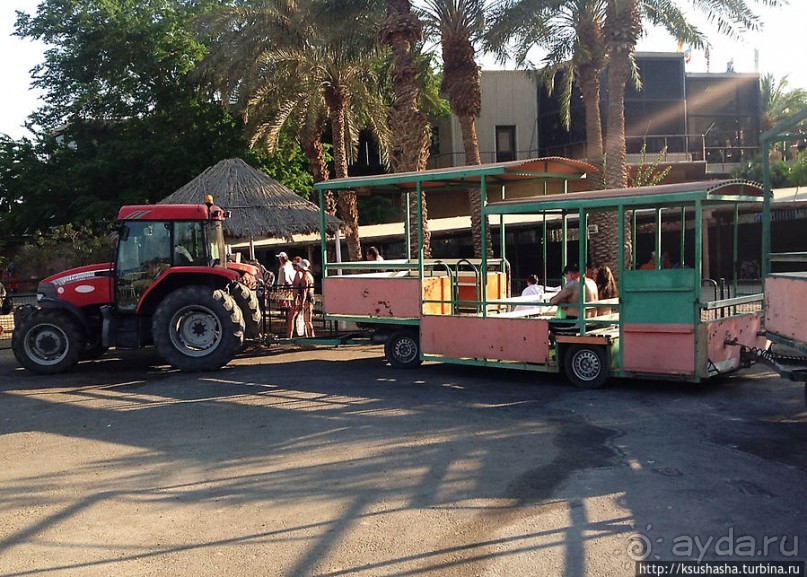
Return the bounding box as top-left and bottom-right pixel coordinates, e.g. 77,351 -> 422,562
595,264 -> 618,315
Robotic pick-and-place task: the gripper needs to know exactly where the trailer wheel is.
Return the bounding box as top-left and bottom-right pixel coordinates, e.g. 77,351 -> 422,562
230,282 -> 262,339
385,329 -> 422,369
152,286 -> 244,372
12,309 -> 83,374
564,344 -> 608,389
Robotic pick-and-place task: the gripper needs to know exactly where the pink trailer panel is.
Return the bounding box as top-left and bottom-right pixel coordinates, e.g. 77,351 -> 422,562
765,274 -> 807,344
622,324 -> 695,376
421,316 -> 551,364
323,277 -> 423,318
704,313 -> 766,375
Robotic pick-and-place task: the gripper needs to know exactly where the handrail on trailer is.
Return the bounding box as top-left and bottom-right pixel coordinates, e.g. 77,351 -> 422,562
321,258 -> 508,274
768,252 -> 807,264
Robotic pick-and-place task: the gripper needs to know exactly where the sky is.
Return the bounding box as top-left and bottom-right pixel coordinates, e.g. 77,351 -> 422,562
1,0 -> 805,140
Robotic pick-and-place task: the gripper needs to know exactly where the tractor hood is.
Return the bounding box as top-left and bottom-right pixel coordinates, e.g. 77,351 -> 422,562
39,263 -> 114,308
226,261 -> 259,278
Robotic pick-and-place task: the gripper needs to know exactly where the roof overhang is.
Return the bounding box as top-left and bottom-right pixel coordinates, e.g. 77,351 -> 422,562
486,179 -> 764,215
314,157 -> 598,194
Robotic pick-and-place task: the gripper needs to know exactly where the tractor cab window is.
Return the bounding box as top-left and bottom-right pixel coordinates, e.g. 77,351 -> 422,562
115,221 -> 172,311
174,221 -> 205,266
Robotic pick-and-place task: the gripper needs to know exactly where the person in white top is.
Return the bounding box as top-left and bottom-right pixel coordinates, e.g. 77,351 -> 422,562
515,274 -> 544,311
275,252 -> 296,287
366,246 -> 383,261
275,252 -> 296,313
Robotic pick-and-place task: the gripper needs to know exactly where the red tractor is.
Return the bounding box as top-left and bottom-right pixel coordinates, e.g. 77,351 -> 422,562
12,198 -> 262,374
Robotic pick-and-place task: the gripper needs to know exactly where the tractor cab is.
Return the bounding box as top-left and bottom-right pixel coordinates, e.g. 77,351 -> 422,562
115,215 -> 226,311
114,200 -> 229,312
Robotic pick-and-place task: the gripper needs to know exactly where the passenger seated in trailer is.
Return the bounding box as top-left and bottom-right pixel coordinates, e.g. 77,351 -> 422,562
366,246 -> 384,261
594,264 -> 618,315
549,263 -> 598,331
639,251 -> 657,270
514,274 -> 544,312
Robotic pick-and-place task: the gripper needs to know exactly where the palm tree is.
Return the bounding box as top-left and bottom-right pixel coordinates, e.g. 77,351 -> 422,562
419,0 -> 491,258
486,0 -> 614,265
486,0 -> 607,179
198,0 -> 391,260
379,0 -> 434,258
602,0 -> 771,269
242,65 -> 335,212
760,73 -> 807,133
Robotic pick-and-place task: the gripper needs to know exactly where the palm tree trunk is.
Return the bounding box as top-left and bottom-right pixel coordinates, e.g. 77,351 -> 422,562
579,67 -> 614,269
302,133 -> 336,216
325,87 -> 361,261
578,69 -> 604,181
603,0 -> 640,270
380,0 -> 432,259
457,113 -> 491,259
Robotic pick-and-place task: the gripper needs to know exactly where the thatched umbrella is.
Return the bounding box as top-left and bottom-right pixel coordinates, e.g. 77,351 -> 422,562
160,158 -> 342,256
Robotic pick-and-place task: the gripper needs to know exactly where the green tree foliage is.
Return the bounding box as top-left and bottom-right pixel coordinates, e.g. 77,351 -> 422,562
0,101 -> 310,235
2,0 -> 312,237
734,151 -> 807,188
760,74 -> 807,132
14,0 -> 212,131
16,222 -> 117,282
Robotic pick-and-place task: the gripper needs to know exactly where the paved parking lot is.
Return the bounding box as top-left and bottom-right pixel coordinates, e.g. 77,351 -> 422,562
0,345 -> 804,576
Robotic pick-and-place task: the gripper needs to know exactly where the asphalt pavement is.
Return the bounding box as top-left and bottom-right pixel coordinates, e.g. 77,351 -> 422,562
0,344 -> 804,576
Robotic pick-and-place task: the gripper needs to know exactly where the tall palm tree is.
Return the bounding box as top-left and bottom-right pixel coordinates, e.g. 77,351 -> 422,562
198,0 -> 391,260
419,0 -> 491,258
242,64 -> 335,212
486,0 -> 607,176
379,0 -> 433,258
603,0 -> 772,269
486,0 -> 614,265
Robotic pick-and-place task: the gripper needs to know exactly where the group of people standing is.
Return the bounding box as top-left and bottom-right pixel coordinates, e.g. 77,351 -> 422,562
275,251 -> 316,338
266,246 -> 386,339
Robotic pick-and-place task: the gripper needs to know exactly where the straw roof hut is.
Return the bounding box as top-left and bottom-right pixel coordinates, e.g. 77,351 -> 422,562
160,158 -> 342,242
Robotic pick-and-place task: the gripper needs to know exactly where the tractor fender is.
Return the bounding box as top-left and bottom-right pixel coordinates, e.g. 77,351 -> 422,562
136,268 -> 239,316
36,297 -> 92,338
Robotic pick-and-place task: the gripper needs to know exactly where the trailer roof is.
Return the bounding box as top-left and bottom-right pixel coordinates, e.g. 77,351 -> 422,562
485,179 -> 764,214
313,157 -> 597,193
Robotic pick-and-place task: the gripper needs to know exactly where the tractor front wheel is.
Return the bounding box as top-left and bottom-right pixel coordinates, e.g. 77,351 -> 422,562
12,309 -> 83,374
152,286 -> 244,371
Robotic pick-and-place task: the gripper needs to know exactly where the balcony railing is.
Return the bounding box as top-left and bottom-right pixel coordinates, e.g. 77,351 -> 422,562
539,134 -> 759,168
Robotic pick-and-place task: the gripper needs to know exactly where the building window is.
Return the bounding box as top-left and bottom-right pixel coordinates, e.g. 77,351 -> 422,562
496,126 -> 516,162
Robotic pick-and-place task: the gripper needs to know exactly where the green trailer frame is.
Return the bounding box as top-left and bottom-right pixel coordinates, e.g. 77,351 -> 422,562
313,142 -> 805,386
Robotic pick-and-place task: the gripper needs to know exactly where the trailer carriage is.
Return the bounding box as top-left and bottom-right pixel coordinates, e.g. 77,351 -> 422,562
315,157 -> 807,388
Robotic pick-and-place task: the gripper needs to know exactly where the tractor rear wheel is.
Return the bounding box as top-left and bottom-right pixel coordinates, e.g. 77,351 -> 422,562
152,286 -> 244,371
12,309 -> 83,374
230,282 -> 262,339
